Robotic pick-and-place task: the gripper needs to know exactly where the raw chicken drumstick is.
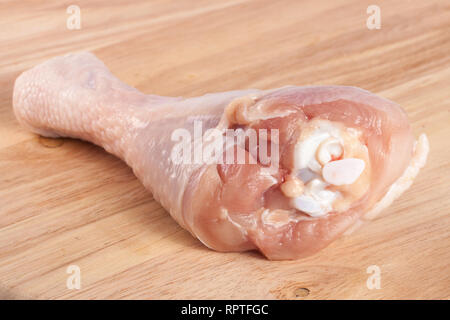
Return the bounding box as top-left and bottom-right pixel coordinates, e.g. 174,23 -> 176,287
13,52 -> 429,260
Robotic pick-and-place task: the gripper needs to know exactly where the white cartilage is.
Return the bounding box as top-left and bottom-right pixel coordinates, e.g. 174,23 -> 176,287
322,158 -> 365,186
316,137 -> 343,166
290,178 -> 338,216
289,120 -> 367,217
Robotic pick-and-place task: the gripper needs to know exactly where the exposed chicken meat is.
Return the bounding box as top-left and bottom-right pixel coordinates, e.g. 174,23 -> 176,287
13,52 -> 428,260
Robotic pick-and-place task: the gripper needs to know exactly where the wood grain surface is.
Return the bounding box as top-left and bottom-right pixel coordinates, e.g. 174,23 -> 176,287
0,0 -> 449,299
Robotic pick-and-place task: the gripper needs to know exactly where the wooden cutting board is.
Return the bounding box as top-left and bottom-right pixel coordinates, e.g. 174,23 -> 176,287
0,0 -> 449,299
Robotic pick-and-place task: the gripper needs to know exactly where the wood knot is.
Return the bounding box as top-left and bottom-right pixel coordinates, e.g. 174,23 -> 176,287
294,287 -> 310,298
270,282 -> 311,299
38,136 -> 64,148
